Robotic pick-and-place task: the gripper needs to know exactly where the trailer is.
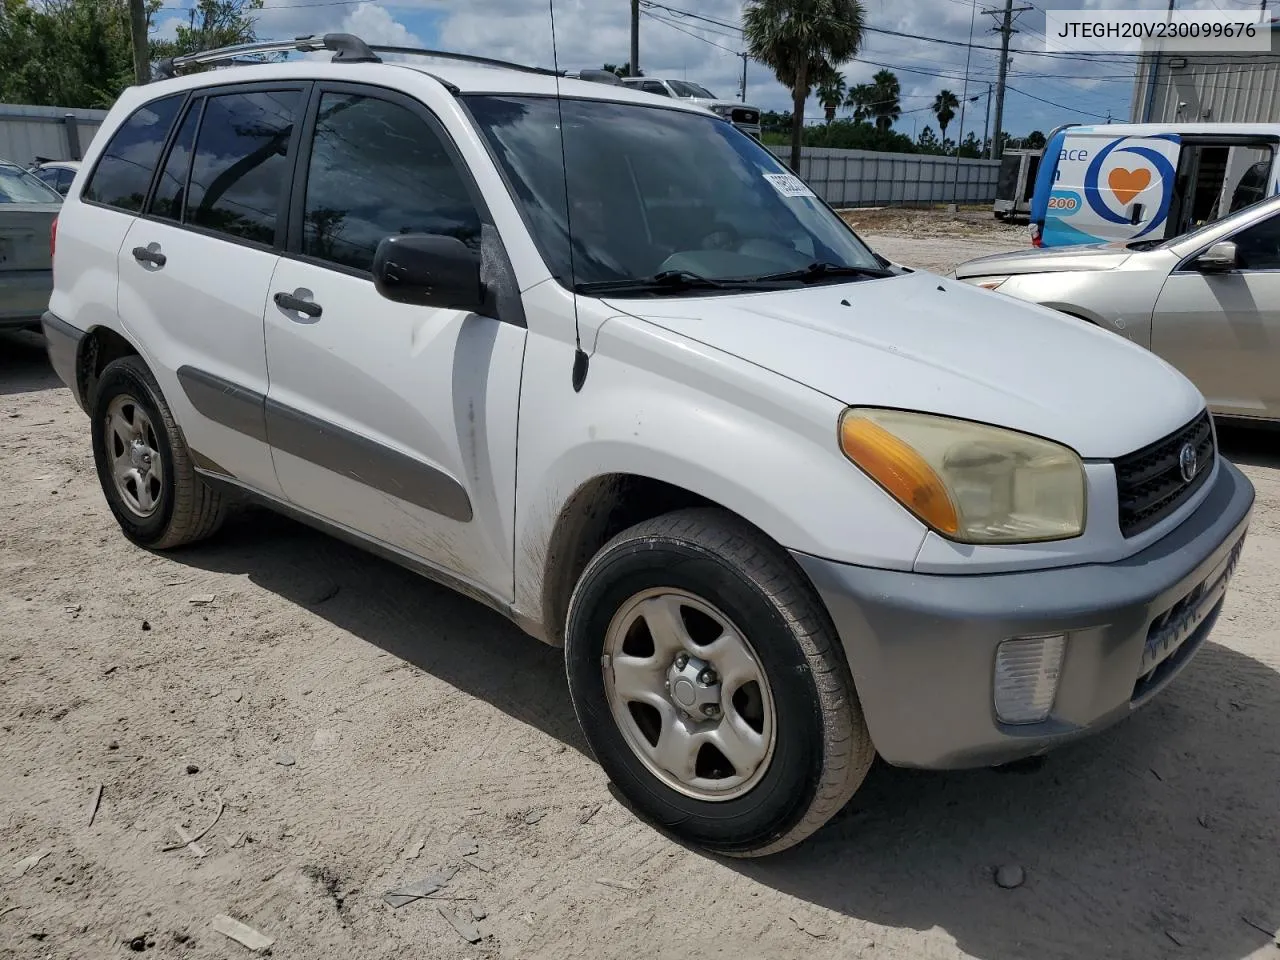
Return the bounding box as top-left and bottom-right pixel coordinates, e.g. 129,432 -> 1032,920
993,148 -> 1043,222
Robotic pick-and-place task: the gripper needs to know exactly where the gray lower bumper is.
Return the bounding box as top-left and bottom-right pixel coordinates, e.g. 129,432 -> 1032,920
40,311 -> 84,410
794,459 -> 1255,770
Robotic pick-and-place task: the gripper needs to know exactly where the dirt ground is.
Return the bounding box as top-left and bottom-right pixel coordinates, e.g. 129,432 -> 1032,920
3,214 -> 1280,960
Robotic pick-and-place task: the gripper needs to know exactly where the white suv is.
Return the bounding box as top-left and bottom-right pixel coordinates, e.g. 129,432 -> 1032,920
42,34 -> 1253,857
619,76 -> 762,138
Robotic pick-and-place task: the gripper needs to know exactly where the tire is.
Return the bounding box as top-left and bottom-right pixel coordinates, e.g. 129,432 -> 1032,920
564,508 -> 874,857
90,355 -> 226,549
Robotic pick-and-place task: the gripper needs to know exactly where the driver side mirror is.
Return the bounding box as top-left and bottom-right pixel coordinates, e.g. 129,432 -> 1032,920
1193,240 -> 1238,273
372,233 -> 484,311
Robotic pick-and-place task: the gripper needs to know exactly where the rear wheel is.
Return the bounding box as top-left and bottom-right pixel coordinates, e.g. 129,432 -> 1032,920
90,356 -> 226,549
565,508 -> 875,856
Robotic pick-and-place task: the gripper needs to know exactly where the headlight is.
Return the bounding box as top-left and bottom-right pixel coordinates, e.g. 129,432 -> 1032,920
709,104 -> 733,117
838,408 -> 1086,543
965,276 -> 1009,291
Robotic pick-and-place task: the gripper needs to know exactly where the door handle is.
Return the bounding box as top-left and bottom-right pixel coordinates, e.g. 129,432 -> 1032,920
273,290 -> 323,319
131,245 -> 166,267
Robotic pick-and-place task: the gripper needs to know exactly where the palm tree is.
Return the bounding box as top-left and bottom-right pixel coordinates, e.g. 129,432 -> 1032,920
868,69 -> 901,131
932,89 -> 959,143
815,67 -> 847,124
846,82 -> 874,123
744,0 -> 867,172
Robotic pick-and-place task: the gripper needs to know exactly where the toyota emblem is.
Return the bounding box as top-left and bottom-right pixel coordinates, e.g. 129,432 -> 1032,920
1178,442 -> 1198,483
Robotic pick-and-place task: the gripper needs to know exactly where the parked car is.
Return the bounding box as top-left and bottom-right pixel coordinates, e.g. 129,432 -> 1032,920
0,159 -> 63,331
44,34 -> 1252,857
1029,122 -> 1280,249
28,159 -> 81,196
955,192 -> 1280,424
618,76 -> 761,139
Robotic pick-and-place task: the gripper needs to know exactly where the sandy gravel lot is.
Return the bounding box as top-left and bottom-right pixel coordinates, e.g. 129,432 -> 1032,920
3,217 -> 1279,960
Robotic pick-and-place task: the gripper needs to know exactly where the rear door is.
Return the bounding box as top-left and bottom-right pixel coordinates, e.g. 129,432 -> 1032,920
1152,206 -> 1280,419
117,82 -> 309,497
1040,130 -> 1181,247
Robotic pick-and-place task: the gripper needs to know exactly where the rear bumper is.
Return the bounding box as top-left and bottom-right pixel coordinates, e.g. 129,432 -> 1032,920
41,310 -> 84,410
0,270 -> 53,327
794,458 -> 1254,770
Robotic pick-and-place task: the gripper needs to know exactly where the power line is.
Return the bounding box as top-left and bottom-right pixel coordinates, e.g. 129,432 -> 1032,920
1005,83 -> 1111,119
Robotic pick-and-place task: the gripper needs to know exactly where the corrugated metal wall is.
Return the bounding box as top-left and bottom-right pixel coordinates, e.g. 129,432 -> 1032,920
768,146 -> 1001,207
1130,29 -> 1280,123
0,104 -> 109,166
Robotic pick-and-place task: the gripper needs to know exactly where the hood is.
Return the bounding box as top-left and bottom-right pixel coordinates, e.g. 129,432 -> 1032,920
687,97 -> 761,115
604,269 -> 1204,460
955,242 -> 1135,279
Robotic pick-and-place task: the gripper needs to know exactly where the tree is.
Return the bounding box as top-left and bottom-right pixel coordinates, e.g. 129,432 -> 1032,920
845,82 -> 873,123
602,62 -> 642,78
917,124 -> 943,154
814,66 -> 847,124
1024,129 -> 1047,150
931,89 -> 959,143
150,0 -> 261,63
0,0 -> 261,110
744,0 -> 866,173
868,68 -> 900,131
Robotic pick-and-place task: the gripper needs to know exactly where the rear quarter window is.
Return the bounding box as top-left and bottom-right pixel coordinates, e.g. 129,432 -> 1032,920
83,95 -> 185,212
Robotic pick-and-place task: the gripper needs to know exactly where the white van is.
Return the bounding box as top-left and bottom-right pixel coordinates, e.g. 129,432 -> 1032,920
1029,122 -> 1280,248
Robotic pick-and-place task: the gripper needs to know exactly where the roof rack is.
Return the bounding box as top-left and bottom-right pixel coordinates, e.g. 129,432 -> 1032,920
153,32 -> 624,87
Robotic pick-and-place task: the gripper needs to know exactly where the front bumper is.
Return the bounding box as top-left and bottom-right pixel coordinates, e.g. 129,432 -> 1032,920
794,458 -> 1254,770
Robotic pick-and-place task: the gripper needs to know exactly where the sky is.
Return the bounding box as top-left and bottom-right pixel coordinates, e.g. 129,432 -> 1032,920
152,0 -> 1261,142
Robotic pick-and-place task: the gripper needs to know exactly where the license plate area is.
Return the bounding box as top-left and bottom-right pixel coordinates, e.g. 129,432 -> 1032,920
1134,531 -> 1246,693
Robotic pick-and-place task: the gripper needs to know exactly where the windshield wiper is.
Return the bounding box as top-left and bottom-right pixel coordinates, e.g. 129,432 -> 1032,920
745,261 -> 894,284
575,270 -> 734,296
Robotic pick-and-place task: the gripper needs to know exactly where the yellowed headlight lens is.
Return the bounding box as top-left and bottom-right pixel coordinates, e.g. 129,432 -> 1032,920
839,408 -> 1086,544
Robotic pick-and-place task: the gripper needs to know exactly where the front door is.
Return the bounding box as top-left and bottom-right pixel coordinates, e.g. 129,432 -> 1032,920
263,84 -> 526,600
1152,209 -> 1280,420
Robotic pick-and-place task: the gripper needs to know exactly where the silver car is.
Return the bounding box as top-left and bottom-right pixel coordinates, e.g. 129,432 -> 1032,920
955,193 -> 1280,423
0,160 -> 63,331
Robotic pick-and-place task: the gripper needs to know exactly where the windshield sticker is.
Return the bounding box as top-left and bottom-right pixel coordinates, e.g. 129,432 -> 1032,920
763,173 -> 816,198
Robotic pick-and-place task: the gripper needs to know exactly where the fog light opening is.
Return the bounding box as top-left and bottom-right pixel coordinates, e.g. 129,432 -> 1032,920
994,634 -> 1067,725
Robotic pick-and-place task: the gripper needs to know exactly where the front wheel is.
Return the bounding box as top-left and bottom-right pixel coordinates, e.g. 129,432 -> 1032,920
564,508 -> 875,856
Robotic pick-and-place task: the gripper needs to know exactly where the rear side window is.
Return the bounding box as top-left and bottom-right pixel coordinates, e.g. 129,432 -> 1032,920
151,102 -> 202,222
300,92 -> 482,272
185,90 -> 300,246
83,95 -> 184,212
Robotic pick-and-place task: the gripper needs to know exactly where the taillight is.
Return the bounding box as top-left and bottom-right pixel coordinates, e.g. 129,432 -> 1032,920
51,215 -> 57,259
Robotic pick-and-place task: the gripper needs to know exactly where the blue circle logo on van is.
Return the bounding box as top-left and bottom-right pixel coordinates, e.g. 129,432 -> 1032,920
1083,136 -> 1178,239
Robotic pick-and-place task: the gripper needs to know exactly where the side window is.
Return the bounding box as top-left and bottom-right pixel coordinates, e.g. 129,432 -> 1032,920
640,81 -> 670,97
185,90 -> 300,246
35,168 -> 57,186
83,95 -> 184,212
300,92 -> 482,273
56,169 -> 76,193
1231,214 -> 1280,271
150,101 -> 202,222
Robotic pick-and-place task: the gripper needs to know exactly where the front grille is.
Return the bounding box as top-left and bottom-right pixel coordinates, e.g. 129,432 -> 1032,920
731,108 -> 759,125
1114,411 -> 1215,538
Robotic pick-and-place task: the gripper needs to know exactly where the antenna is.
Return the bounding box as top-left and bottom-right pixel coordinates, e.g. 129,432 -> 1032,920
548,0 -> 589,392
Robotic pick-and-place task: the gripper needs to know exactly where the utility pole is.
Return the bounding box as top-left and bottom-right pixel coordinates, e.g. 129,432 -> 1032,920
630,0 -> 640,76
128,0 -> 149,85
982,82 -> 993,159
983,0 -> 1031,161
740,53 -> 748,102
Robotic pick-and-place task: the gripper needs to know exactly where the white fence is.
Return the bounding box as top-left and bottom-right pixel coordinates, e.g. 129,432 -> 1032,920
769,146 -> 1002,208
0,104 -> 109,166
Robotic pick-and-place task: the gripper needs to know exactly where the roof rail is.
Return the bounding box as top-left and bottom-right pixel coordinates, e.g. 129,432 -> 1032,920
152,32 -> 626,88
155,32 -> 378,78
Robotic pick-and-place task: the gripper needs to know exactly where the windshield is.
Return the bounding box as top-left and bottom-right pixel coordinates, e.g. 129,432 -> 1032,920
669,80 -> 715,99
465,95 -> 881,291
0,164 -> 62,204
